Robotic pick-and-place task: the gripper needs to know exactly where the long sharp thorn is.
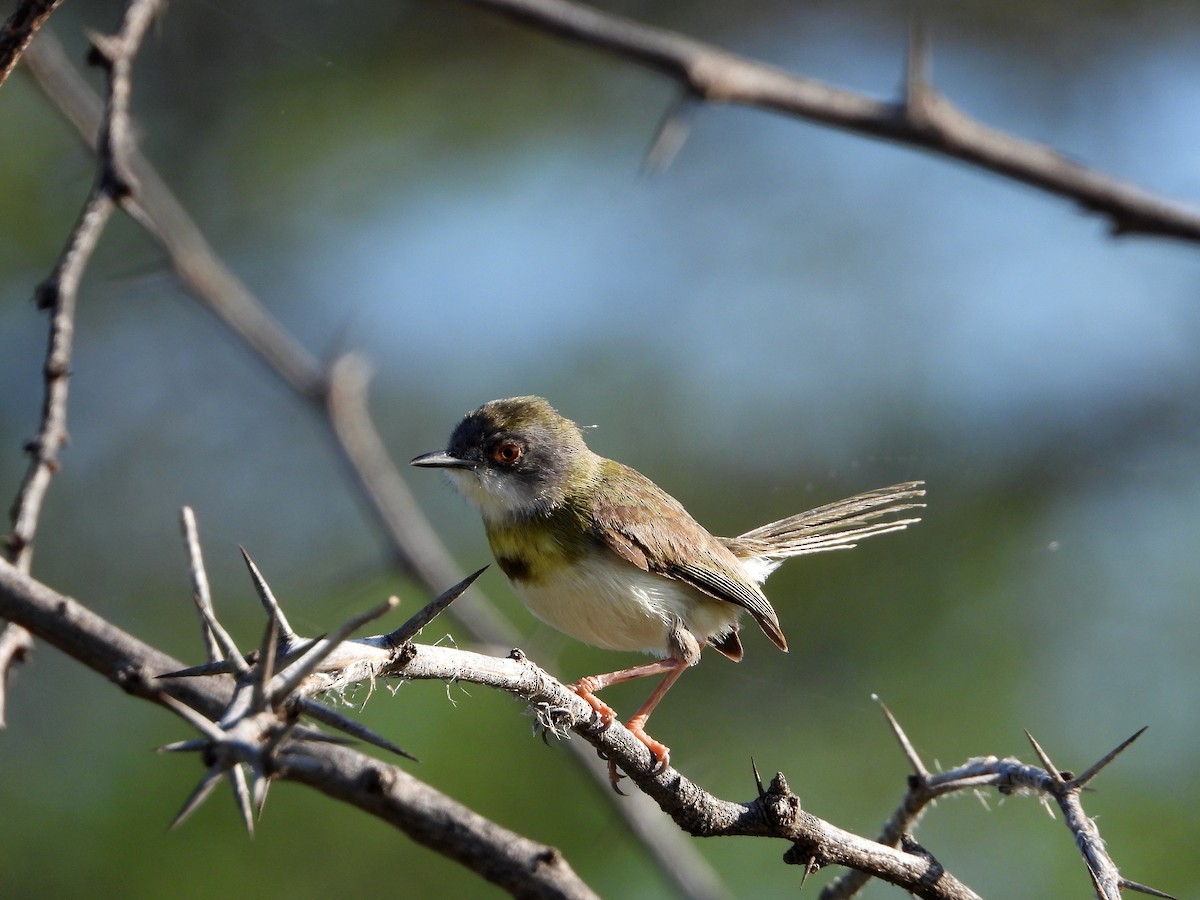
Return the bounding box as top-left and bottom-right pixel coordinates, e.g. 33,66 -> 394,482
169,763 -> 224,830
252,768 -> 270,819
1024,729 -> 1063,781
174,531 -> 246,674
751,757 -> 765,798
267,597 -> 399,704
156,738 -> 208,754
158,660 -> 238,678
229,764 -> 254,838
290,725 -> 355,746
642,87 -> 693,176
159,692 -> 223,741
180,507 -> 222,663
799,855 -> 817,890
1120,878 -> 1179,899
240,547 -> 296,641
299,697 -> 417,760
906,20 -> 931,95
875,695 -> 928,779
1072,726 -> 1148,789
193,589 -> 249,676
252,613 -> 280,712
384,567 -> 488,645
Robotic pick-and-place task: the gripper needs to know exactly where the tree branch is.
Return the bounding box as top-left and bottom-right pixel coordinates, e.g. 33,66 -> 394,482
3,544 -> 1171,900
452,0 -> 1200,243
1,0 -> 164,726
0,0 -> 64,90
0,553 -> 977,899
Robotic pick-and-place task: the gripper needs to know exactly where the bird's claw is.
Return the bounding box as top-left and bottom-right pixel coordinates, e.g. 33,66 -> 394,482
627,721 -> 671,777
604,726 -> 672,793
579,715 -> 610,737
645,739 -> 671,776
607,760 -> 626,794
570,680 -> 672,790
569,681 -> 616,733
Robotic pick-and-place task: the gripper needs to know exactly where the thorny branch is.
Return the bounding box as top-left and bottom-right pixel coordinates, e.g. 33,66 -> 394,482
820,704 -> 1170,900
0,556 -> 597,900
0,0 -> 164,726
0,539 -> 1173,900
456,0 -> 1200,243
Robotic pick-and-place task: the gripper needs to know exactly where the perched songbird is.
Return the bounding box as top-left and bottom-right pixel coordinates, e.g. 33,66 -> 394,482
412,396 -> 923,782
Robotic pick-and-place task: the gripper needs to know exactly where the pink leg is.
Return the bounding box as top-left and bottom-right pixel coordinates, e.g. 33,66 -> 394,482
570,657 -> 690,783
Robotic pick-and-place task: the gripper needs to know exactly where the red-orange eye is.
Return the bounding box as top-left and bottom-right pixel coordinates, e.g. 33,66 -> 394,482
492,441 -> 522,465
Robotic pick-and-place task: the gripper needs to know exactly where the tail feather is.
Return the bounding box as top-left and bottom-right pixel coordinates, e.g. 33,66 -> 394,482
722,481 -> 925,560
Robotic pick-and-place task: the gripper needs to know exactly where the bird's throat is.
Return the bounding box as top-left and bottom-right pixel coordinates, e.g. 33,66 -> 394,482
484,502 -> 591,586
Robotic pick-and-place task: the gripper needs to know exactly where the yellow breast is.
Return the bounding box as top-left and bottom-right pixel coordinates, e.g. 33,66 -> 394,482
485,519 -> 738,656
485,519 -> 578,585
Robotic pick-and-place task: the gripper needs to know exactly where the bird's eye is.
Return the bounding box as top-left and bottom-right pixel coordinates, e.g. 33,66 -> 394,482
492,441 -> 523,465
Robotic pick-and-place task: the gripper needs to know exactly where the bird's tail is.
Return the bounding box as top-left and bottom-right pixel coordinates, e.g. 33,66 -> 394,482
721,481 -> 925,564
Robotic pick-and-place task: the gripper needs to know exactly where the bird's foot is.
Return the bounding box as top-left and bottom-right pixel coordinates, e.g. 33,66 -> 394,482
603,721 -> 671,792
569,678 -> 616,734
626,719 -> 671,776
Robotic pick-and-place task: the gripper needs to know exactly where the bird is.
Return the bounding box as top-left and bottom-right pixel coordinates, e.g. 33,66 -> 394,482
411,396 -> 923,784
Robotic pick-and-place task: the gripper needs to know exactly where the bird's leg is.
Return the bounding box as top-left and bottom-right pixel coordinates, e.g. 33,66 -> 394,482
571,623 -> 701,786
619,661 -> 689,777
570,657 -> 682,733
571,658 -> 688,787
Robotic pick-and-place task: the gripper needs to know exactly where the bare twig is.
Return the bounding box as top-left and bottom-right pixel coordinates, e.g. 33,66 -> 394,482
454,0 -> 1200,243
0,0 -> 64,90
1,0 -> 164,726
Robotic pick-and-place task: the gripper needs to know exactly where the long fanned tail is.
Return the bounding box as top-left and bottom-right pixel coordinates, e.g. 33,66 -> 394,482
722,481 -> 925,560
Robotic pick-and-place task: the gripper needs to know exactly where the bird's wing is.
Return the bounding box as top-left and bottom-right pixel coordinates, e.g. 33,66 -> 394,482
587,461 -> 788,652
723,481 -> 925,559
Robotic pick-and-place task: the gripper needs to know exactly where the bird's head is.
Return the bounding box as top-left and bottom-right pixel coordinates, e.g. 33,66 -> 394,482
411,396 -> 598,520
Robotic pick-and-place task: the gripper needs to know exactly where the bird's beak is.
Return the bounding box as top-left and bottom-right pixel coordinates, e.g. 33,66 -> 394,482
410,450 -> 475,470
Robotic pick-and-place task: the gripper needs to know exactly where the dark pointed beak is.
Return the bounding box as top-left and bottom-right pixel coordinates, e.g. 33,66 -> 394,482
410,450 -> 475,470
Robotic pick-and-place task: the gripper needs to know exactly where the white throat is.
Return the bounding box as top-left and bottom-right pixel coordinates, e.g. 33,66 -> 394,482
444,468 -> 551,522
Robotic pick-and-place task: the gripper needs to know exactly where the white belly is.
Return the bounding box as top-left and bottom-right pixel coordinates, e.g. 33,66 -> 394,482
511,553 -> 740,657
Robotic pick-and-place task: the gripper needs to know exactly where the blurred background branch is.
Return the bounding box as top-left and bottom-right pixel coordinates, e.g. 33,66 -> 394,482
458,0 -> 1200,242
0,0 -> 63,89
0,0 -> 162,724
